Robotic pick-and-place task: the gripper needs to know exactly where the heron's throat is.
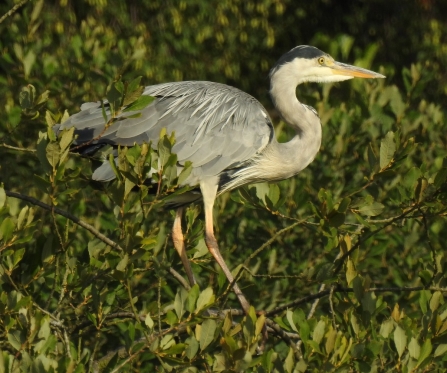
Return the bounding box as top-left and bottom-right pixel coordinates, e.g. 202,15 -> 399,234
267,69 -> 323,179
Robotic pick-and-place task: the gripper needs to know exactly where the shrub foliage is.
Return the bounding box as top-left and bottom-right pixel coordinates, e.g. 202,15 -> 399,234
1,1 -> 447,372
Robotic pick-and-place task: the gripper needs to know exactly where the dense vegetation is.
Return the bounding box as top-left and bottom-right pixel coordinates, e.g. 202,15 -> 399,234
1,0 -> 447,372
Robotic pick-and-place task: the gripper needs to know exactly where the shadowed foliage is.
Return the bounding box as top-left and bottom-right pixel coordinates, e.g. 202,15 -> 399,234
1,0 -> 447,372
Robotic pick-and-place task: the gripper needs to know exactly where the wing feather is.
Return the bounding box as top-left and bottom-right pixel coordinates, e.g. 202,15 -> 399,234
58,81 -> 274,185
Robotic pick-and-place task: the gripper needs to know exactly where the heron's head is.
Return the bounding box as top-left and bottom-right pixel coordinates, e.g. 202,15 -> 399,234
269,45 -> 385,85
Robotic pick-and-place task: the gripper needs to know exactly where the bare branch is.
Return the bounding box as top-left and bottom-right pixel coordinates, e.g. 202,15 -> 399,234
264,318 -> 302,359
0,0 -> 29,24
4,189 -> 191,290
418,206 -> 438,278
266,285 -> 447,317
0,143 -> 36,153
243,218 -> 310,266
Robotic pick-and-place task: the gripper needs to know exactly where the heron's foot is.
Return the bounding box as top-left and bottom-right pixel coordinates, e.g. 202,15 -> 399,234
204,234 -> 251,313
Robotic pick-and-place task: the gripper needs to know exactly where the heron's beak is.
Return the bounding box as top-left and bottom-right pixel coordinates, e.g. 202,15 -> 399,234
331,61 -> 385,79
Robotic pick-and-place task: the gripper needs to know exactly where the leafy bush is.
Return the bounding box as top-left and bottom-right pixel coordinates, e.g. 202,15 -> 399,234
1,1 -> 447,372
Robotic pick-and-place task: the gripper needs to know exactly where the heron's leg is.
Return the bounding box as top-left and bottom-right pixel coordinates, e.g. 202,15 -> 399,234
172,207 -> 196,287
201,181 -> 251,313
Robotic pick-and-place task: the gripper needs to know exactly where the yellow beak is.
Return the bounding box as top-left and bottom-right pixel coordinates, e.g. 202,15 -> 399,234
331,61 -> 385,79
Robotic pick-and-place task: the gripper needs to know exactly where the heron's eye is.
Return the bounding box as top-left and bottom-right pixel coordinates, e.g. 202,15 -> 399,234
318,57 -> 325,65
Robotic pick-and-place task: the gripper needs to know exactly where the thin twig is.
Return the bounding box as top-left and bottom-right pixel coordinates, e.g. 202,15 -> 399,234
4,189 -> 192,290
169,267 -> 191,290
333,204 -> 420,274
264,318 -> 302,359
243,218 -> 310,266
296,283 -> 326,353
329,284 -> 337,328
307,283 -> 325,320
5,190 -> 124,252
265,285 -> 447,317
0,143 -> 36,152
0,0 -> 29,24
418,206 -> 438,277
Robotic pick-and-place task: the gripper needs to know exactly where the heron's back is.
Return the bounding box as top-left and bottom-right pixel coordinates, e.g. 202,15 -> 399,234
58,81 -> 274,188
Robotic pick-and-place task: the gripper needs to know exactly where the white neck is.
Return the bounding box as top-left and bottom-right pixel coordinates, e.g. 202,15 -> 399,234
264,62 -> 323,179
219,61 -> 323,193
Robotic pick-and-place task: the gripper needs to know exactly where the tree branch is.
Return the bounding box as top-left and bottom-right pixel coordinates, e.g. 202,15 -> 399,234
0,143 -> 36,153
266,285 -> 447,317
0,0 -> 29,24
243,218 -> 310,266
4,189 -> 191,290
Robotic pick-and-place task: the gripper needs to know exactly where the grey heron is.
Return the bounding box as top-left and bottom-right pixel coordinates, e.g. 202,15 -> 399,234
57,45 -> 385,313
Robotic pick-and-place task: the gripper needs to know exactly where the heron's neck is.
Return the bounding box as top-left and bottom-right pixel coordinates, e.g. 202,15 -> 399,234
266,68 -> 322,178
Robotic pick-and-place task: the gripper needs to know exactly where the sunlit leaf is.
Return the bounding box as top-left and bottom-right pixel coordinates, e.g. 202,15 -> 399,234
393,325 -> 407,358
380,131 -> 396,169
199,319 -> 217,351
123,95 -> 155,112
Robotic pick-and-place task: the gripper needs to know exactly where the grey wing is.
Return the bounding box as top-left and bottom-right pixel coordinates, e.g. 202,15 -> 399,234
58,81 -> 274,184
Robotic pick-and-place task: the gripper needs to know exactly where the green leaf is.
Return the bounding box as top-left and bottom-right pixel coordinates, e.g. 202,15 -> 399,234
123,85 -> 144,107
337,197 -> 351,213
380,131 -> 396,169
107,82 -> 123,116
356,202 -> 384,217
286,310 -> 299,332
284,347 -> 294,373
145,313 -> 154,329
361,292 -> 377,315
393,325 -> 407,358
12,248 -> 25,268
416,339 -> 432,367
293,309 -> 310,342
255,313 -> 265,337
325,327 -> 337,354
186,284 -> 200,313
127,76 -> 143,94
367,143 -> 377,170
268,183 -> 280,206
37,135 -> 51,172
16,206 -> 28,231
177,161 -> 193,186
346,259 -> 357,285
7,331 -> 23,351
389,86 -> 405,118
19,85 -> 35,109
46,142 -> 60,168
199,319 -> 217,351
123,95 -> 155,112
0,217 -> 15,242
160,334 -> 175,350
158,135 -> 172,167
30,0 -> 44,22
59,127 -> 75,152
116,254 -> 128,271
429,291 -> 442,312
352,276 -> 364,302
163,343 -> 186,355
0,186 -> 6,208
23,50 -> 36,79
434,168 -> 447,188
328,212 -> 345,227
313,320 -> 326,344
193,239 -> 208,259
351,313 -> 360,336
174,288 -> 187,320
408,337 -> 420,359
434,344 -> 447,358
185,336 -> 199,360
195,287 -> 214,313
380,319 -> 394,338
